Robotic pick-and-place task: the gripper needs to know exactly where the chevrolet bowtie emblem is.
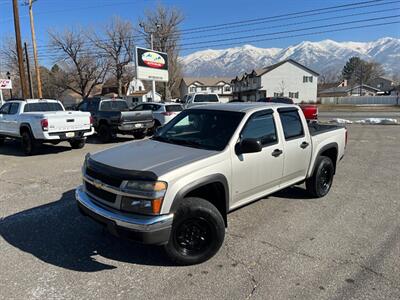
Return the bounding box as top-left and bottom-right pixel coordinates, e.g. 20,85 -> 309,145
93,179 -> 103,189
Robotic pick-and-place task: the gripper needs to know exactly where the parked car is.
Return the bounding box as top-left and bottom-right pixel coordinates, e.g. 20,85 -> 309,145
76,98 -> 154,142
76,102 -> 347,265
131,102 -> 183,131
181,93 -> 220,108
257,97 -> 318,121
0,99 -> 93,155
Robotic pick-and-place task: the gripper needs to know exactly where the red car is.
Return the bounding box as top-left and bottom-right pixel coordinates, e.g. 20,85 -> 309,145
257,97 -> 318,121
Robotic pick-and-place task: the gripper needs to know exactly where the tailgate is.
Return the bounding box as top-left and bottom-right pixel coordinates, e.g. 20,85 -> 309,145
121,111 -> 153,123
46,112 -> 91,133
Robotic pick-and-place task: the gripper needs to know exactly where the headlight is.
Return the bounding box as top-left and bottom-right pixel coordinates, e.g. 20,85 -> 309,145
121,181 -> 167,215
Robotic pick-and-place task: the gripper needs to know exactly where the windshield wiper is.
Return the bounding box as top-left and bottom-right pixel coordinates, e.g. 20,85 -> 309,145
168,138 -> 204,148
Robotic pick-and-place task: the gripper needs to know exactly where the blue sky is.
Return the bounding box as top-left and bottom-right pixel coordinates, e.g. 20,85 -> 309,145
1,0 -> 399,67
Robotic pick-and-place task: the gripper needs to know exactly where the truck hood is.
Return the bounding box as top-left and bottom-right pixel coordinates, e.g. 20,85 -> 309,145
90,139 -> 217,177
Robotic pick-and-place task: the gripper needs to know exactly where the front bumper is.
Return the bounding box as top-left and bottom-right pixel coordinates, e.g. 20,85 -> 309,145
75,186 -> 173,245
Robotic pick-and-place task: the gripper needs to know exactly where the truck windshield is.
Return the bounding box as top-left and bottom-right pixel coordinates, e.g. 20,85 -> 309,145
153,109 -> 244,151
100,100 -> 129,111
24,102 -> 64,112
194,94 -> 219,103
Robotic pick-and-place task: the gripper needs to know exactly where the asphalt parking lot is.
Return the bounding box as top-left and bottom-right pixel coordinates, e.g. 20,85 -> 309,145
1,125 -> 399,300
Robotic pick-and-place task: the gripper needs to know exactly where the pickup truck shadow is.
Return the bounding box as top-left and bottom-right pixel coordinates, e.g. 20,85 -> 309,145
272,186 -> 314,200
86,135 -> 138,144
0,190 -> 172,272
0,139 -> 72,157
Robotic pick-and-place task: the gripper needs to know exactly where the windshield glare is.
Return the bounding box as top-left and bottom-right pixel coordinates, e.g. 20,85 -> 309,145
153,109 -> 244,151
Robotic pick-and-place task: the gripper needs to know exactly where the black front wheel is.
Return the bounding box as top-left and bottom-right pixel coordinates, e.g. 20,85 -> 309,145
164,197 -> 225,265
69,138 -> 86,149
306,156 -> 334,198
21,131 -> 37,155
98,124 -> 112,143
133,130 -> 146,139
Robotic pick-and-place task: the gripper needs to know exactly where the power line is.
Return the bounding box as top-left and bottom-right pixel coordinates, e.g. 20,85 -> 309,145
28,1 -> 400,52
179,21 -> 400,51
32,12 -> 400,59
177,14 -> 400,47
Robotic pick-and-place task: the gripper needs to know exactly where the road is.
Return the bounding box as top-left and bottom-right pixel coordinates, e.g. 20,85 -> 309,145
1,126 -> 400,300
319,111 -> 400,121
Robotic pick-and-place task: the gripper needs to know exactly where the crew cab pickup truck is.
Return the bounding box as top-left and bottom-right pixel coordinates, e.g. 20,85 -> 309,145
0,99 -> 93,155
76,103 -> 346,265
76,98 -> 154,142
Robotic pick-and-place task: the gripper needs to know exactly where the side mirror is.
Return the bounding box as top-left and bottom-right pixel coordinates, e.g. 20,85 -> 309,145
235,138 -> 262,155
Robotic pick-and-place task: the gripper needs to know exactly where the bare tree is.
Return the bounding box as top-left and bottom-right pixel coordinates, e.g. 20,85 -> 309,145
89,17 -> 135,97
49,28 -> 108,99
277,80 -> 286,96
139,5 -> 184,99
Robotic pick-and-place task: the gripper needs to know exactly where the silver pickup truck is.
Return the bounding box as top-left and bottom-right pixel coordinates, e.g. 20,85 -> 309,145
76,103 -> 347,265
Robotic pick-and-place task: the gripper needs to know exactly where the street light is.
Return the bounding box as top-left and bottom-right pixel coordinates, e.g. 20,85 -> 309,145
6,71 -> 13,98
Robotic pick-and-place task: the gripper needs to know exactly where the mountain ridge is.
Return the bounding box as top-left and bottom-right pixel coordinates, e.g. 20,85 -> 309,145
180,37 -> 400,78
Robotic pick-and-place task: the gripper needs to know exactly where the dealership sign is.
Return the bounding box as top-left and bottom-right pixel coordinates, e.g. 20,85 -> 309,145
136,47 -> 169,82
0,79 -> 12,89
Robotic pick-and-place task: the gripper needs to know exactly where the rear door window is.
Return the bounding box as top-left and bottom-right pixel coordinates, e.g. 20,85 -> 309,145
278,109 -> 304,140
241,110 -> 277,146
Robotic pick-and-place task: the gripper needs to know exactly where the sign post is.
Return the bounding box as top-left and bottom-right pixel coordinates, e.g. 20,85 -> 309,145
0,79 -> 12,106
135,47 -> 168,102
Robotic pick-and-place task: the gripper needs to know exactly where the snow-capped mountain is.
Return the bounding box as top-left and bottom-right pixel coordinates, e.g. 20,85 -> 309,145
180,37 -> 400,78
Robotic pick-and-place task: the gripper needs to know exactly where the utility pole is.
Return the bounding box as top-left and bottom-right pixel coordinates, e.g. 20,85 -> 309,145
27,0 -> 42,98
12,0 -> 29,99
150,33 -> 156,102
139,22 -> 161,102
24,42 -> 34,98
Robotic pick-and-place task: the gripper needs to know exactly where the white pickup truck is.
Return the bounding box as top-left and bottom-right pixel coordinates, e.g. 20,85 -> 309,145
0,99 -> 94,155
76,103 -> 347,265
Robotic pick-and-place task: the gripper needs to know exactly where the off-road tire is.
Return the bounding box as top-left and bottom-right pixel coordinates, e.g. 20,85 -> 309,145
164,197 -> 225,265
69,138 -> 86,149
306,156 -> 334,198
21,130 -> 37,156
98,124 -> 112,143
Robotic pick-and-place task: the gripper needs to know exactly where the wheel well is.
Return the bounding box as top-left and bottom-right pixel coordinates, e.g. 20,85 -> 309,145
20,125 -> 31,136
184,182 -> 228,227
320,147 -> 338,173
99,119 -> 108,126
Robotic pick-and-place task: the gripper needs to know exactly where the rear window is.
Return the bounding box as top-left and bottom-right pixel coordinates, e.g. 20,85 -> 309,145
193,94 -> 219,103
100,100 -> 129,111
24,102 -> 64,112
165,105 -> 183,112
272,98 -> 294,104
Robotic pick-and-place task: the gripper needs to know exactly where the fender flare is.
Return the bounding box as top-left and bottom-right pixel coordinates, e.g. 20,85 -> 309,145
171,174 -> 230,224
19,123 -> 34,138
310,142 -> 338,176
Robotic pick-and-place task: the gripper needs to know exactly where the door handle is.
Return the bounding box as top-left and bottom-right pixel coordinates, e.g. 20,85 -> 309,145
300,141 -> 309,149
271,149 -> 283,157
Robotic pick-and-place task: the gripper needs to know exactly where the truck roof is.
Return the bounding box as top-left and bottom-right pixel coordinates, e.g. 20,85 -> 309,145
6,99 -> 60,104
189,102 -> 295,113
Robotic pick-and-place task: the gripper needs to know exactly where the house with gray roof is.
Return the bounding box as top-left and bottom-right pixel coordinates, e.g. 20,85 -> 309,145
179,77 -> 233,102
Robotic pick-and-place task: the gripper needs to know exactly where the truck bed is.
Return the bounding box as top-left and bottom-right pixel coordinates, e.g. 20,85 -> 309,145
308,123 -> 344,136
